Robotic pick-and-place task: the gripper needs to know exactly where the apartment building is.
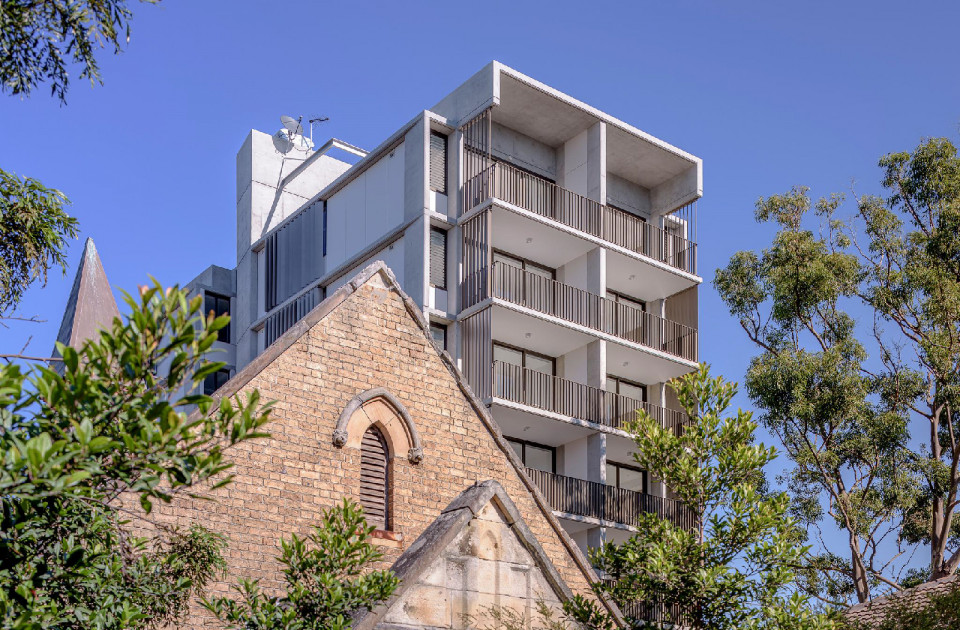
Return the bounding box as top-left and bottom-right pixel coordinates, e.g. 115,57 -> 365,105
187,61 -> 702,555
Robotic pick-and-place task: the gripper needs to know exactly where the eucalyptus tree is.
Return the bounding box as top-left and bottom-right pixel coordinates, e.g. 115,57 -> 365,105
0,170 -> 78,316
1,0 -> 154,329
1,0 -> 156,102
715,138 -> 960,605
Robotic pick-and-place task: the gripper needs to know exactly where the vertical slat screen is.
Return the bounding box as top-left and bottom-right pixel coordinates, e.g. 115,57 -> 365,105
461,308 -> 492,401
429,227 -> 447,290
460,108 -> 493,216
460,209 -> 491,310
664,285 -> 699,362
429,131 -> 447,194
359,425 -> 389,529
263,201 -> 324,311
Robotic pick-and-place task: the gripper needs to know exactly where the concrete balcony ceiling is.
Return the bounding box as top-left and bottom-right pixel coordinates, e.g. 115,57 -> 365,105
495,73 -> 697,191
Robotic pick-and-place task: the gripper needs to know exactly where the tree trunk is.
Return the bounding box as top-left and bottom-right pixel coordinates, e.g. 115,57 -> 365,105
931,496 -> 946,578
930,407 -> 951,579
851,537 -> 869,603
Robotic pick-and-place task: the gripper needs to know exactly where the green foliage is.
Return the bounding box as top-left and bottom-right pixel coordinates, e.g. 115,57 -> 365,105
0,281 -> 272,629
0,0 -> 157,103
565,366 -> 840,630
715,137 -> 960,604
0,169 -> 78,315
465,600 -> 572,630
204,498 -> 400,630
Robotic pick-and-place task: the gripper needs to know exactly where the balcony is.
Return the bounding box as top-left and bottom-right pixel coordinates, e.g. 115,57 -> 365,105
464,160 -> 697,275
485,262 -> 697,363
524,468 -> 695,530
493,361 -> 688,435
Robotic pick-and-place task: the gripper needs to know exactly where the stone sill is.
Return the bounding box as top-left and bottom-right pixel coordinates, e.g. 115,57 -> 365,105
371,529 -> 404,548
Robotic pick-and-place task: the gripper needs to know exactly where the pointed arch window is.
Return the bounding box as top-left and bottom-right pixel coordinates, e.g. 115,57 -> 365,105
359,425 -> 389,529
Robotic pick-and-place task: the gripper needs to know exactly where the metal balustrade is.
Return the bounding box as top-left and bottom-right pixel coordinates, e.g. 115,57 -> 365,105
601,580 -> 693,627
489,262 -> 698,362
464,160 -> 697,275
493,361 -> 689,435
263,286 -> 323,347
524,467 -> 695,530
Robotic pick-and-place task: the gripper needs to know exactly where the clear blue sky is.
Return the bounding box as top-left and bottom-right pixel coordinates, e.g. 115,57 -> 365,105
1,0 -> 958,583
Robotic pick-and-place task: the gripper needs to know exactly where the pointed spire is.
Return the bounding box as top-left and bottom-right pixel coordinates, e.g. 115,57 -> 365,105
52,238 -> 120,362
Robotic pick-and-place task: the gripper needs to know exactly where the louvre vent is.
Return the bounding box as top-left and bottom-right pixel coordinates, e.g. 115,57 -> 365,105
359,425 -> 389,529
430,227 -> 447,290
429,131 -> 447,194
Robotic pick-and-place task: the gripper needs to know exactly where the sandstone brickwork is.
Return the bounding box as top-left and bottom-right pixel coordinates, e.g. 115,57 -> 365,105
358,480 -> 570,629
138,263 -> 607,628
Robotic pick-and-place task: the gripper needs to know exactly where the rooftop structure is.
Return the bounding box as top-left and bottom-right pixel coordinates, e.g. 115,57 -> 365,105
174,61 -> 703,554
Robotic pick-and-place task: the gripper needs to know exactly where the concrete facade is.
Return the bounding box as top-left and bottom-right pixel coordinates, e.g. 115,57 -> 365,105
178,61 -> 704,555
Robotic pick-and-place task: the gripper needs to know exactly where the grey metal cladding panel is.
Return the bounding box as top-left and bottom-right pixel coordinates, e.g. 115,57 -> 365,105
267,202 -> 324,309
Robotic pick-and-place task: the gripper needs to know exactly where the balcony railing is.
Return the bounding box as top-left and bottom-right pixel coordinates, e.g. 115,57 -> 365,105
263,286 -> 323,347
489,262 -> 697,362
465,160 -> 697,275
601,581 -> 692,627
525,468 -> 695,530
493,361 -> 688,435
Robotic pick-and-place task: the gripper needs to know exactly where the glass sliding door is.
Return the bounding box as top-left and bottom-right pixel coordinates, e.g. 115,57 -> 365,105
493,342 -> 555,411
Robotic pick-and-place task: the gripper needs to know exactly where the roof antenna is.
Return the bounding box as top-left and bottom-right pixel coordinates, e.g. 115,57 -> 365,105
308,115 -> 329,145
278,115 -> 314,152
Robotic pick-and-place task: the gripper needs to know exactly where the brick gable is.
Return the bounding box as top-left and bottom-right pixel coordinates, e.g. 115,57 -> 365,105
139,263 -> 607,628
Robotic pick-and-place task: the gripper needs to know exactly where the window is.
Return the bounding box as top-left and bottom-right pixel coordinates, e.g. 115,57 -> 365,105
322,200 -> 327,257
606,461 -> 647,494
606,375 -> 647,402
493,343 -> 554,375
506,437 -> 556,473
204,292 -> 231,343
359,425 -> 389,529
492,250 -> 555,279
492,251 -> 555,309
609,290 -> 646,343
430,322 -> 447,350
264,231 -> 278,311
429,131 -> 447,194
430,227 -> 447,290
494,343 -> 556,412
609,290 -> 646,312
606,375 -> 647,426
203,368 -> 231,395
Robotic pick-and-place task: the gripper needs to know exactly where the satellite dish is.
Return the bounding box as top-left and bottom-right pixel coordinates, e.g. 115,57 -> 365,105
275,114 -> 314,154
281,115 -> 303,136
